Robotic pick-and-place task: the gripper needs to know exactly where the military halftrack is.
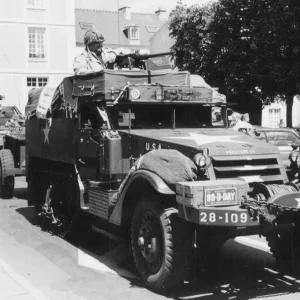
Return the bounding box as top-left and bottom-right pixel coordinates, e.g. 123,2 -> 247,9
25,69 -> 300,292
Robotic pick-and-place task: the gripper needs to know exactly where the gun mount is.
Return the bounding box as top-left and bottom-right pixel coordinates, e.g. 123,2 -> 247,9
108,51 -> 174,70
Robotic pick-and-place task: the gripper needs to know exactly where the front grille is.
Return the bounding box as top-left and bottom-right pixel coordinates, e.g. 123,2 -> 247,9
212,154 -> 286,185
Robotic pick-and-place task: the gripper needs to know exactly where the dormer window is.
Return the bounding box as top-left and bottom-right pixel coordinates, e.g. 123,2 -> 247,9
131,27 -> 139,40
124,25 -> 139,41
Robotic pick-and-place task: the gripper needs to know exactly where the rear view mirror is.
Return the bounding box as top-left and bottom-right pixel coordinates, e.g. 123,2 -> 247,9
254,131 -> 261,137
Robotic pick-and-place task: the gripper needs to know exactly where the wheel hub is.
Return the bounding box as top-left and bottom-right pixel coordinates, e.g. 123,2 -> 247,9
137,212 -> 163,272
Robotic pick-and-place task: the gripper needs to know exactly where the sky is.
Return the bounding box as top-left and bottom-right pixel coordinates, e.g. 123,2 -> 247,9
75,0 -> 217,14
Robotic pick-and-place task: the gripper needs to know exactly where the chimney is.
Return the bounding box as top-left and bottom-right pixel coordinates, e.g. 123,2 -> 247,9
155,7 -> 167,19
119,6 -> 131,20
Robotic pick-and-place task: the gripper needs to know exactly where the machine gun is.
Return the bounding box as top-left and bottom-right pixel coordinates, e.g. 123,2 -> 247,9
107,51 -> 174,70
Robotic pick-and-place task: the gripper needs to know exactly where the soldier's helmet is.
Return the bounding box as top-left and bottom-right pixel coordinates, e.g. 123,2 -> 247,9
84,30 -> 105,45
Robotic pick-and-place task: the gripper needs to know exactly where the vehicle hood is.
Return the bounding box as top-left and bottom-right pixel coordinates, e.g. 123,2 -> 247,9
122,128 -> 279,157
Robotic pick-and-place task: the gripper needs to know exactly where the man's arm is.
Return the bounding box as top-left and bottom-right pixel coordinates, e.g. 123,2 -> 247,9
73,55 -> 89,75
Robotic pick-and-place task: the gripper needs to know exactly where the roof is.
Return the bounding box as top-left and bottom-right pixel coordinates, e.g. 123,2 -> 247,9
75,8 -> 167,49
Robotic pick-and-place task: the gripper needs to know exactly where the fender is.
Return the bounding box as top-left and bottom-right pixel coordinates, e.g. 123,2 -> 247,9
109,169 -> 175,226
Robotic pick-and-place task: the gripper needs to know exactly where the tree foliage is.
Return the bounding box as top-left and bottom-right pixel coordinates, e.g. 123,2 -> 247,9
169,0 -> 300,126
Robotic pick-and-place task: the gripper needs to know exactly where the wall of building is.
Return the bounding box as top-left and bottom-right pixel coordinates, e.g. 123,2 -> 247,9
261,97 -> 300,128
0,0 -> 76,113
292,97 -> 300,127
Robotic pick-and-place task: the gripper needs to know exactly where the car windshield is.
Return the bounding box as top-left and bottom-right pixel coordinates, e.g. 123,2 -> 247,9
114,104 -> 227,129
266,131 -> 299,145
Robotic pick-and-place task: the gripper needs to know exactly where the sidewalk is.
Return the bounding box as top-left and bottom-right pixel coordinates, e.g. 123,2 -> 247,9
0,258 -> 47,300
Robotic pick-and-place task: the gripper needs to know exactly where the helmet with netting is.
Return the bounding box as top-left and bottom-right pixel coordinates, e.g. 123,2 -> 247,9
84,30 -> 105,45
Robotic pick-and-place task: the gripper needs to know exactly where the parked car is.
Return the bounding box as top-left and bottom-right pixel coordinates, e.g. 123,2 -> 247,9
289,143 -> 300,183
254,126 -> 300,169
0,106 -> 25,149
0,105 -> 25,127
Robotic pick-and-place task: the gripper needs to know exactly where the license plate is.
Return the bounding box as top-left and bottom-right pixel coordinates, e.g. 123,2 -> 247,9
199,210 -> 255,226
205,188 -> 237,207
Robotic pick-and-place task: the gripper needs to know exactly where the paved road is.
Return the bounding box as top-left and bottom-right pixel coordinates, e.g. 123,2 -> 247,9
0,178 -> 300,300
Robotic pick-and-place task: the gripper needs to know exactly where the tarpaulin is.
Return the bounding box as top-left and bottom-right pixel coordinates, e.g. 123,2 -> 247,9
138,149 -> 197,191
25,88 -> 43,116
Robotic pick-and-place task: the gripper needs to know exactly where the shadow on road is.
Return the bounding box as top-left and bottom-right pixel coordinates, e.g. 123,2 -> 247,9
166,240 -> 300,299
15,206 -> 300,300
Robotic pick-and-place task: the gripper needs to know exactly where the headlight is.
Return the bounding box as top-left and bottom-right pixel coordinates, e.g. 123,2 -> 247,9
194,153 -> 206,167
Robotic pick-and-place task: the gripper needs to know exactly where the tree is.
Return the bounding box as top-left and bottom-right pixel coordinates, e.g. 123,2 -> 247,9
169,0 -> 300,127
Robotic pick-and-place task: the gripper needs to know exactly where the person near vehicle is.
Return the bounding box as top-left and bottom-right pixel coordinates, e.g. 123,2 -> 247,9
230,112 -> 241,128
231,112 -> 253,131
73,30 -> 117,75
279,119 -> 285,128
242,113 -> 251,123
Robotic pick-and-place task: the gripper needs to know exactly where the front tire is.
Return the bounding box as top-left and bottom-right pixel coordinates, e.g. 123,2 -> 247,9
0,149 -> 15,199
131,196 -> 191,292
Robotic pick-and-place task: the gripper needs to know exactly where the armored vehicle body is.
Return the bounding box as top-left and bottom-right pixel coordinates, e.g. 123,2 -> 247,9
25,69 -> 300,292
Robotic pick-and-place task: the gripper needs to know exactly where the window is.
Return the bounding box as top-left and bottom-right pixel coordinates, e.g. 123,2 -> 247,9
268,108 -> 281,128
114,105 -> 225,129
131,27 -> 139,40
27,0 -> 44,8
27,77 -> 48,87
79,22 -> 95,30
145,25 -> 159,33
266,131 -> 299,145
28,28 -> 46,59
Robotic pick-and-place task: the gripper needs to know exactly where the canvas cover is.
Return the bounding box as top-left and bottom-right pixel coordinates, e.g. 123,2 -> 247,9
26,70 -> 191,118
138,149 -> 197,191
27,70 -> 226,119
72,69 -> 190,99
26,88 -> 43,116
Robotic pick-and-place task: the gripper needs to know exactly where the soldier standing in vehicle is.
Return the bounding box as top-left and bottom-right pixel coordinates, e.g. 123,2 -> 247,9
73,30 -> 117,75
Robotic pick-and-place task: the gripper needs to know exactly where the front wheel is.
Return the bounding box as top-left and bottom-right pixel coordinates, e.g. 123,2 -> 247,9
131,196 -> 191,292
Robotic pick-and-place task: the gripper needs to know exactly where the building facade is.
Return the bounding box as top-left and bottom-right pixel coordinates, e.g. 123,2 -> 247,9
0,0 -> 76,112
75,6 -> 168,57
262,99 -> 300,128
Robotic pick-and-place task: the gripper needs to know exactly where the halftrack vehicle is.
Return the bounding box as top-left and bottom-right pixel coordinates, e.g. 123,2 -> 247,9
25,69 -> 300,292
